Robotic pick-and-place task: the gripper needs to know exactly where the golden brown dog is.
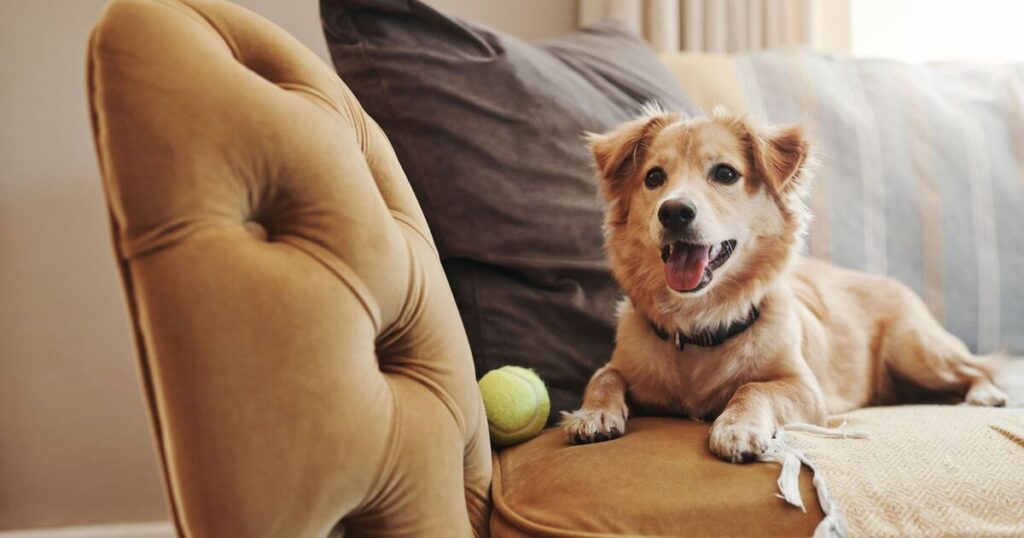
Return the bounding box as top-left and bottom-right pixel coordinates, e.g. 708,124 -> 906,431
561,106 -> 1007,462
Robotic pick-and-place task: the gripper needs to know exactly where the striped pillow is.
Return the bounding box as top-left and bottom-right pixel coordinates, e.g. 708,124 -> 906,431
661,51 -> 1024,354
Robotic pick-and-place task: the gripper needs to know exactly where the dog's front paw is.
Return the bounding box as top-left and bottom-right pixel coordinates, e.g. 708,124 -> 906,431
965,379 -> 1008,407
560,408 -> 626,445
708,417 -> 774,463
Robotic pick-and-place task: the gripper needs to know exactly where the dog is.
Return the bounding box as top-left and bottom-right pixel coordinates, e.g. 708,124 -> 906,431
561,106 -> 1008,463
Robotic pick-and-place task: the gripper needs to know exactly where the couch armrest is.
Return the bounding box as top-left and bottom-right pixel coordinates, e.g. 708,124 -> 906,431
87,0 -> 490,535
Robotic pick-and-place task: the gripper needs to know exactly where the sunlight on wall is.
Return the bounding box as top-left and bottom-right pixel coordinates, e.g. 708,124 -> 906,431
851,0 -> 1024,62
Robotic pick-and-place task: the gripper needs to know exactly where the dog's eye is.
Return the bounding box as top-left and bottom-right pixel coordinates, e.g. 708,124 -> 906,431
644,167 -> 667,189
712,164 -> 740,184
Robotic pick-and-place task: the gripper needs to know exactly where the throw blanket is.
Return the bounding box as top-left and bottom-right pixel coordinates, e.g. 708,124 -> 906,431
777,406 -> 1024,537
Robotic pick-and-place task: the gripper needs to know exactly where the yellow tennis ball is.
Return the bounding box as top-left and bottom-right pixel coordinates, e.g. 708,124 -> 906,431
478,366 -> 550,447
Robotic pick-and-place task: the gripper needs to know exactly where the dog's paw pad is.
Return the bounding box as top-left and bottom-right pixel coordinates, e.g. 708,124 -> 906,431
560,409 -> 626,445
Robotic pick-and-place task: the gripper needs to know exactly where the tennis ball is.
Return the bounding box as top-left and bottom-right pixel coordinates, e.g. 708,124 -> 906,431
478,366 -> 550,447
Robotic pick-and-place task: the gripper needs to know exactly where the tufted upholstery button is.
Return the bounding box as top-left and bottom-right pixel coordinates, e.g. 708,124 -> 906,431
243,220 -> 269,241
87,0 -> 491,536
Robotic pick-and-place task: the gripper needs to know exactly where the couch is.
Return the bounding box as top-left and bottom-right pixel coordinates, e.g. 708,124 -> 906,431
88,0 -> 1023,536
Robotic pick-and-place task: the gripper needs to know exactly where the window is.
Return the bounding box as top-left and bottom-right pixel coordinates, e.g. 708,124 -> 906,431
851,0 -> 1024,62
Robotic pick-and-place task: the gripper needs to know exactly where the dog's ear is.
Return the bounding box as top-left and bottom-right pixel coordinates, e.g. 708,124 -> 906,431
586,112 -> 673,200
744,122 -> 810,194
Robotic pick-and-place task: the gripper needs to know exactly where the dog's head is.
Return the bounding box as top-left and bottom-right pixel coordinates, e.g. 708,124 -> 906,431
588,106 -> 813,318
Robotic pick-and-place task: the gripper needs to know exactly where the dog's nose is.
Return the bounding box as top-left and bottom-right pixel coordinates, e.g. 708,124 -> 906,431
658,199 -> 697,231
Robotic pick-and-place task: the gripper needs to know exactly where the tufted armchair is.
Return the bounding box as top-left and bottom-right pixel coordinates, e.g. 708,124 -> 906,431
87,0 -> 491,535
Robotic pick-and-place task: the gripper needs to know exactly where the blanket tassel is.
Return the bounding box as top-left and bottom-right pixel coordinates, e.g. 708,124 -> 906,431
757,422 -> 869,538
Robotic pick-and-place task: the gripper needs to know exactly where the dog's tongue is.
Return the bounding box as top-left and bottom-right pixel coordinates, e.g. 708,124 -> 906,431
665,244 -> 709,291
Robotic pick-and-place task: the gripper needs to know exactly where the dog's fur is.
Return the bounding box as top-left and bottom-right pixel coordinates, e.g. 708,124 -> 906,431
561,107 -> 1008,462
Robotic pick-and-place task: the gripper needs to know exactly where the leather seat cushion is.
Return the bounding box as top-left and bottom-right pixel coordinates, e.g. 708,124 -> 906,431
491,418 -> 822,537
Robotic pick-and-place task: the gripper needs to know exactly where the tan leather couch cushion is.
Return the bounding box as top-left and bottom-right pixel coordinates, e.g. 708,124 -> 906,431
87,0 -> 490,535
492,418 -> 822,537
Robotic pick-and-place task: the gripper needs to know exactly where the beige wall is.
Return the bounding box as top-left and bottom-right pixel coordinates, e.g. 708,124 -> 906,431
0,0 -> 575,531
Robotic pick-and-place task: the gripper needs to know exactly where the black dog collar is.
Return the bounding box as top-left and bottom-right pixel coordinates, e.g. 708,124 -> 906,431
650,305 -> 761,351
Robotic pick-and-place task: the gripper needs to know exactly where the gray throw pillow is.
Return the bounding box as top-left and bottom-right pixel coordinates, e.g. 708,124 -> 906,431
320,0 -> 692,423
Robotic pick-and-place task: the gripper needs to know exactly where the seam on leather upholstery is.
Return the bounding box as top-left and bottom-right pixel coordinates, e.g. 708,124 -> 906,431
382,362 -> 467,439
275,235 -> 382,333
279,82 -> 345,117
118,218 -> 238,259
176,1 -> 347,126
464,419 -> 493,537
374,231 -> 469,439
173,0 -> 241,59
86,15 -> 185,536
180,0 -> 353,123
372,231 -> 424,350
347,373 -> 402,520
391,211 -> 437,257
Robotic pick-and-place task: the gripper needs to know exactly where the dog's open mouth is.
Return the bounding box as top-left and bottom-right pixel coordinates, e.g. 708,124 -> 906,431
659,239 -> 737,293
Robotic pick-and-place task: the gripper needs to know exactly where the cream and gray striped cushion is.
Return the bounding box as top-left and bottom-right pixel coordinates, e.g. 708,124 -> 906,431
662,51 -> 1024,354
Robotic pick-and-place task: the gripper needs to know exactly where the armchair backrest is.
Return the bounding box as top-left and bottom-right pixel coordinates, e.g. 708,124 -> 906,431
87,0 -> 491,535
